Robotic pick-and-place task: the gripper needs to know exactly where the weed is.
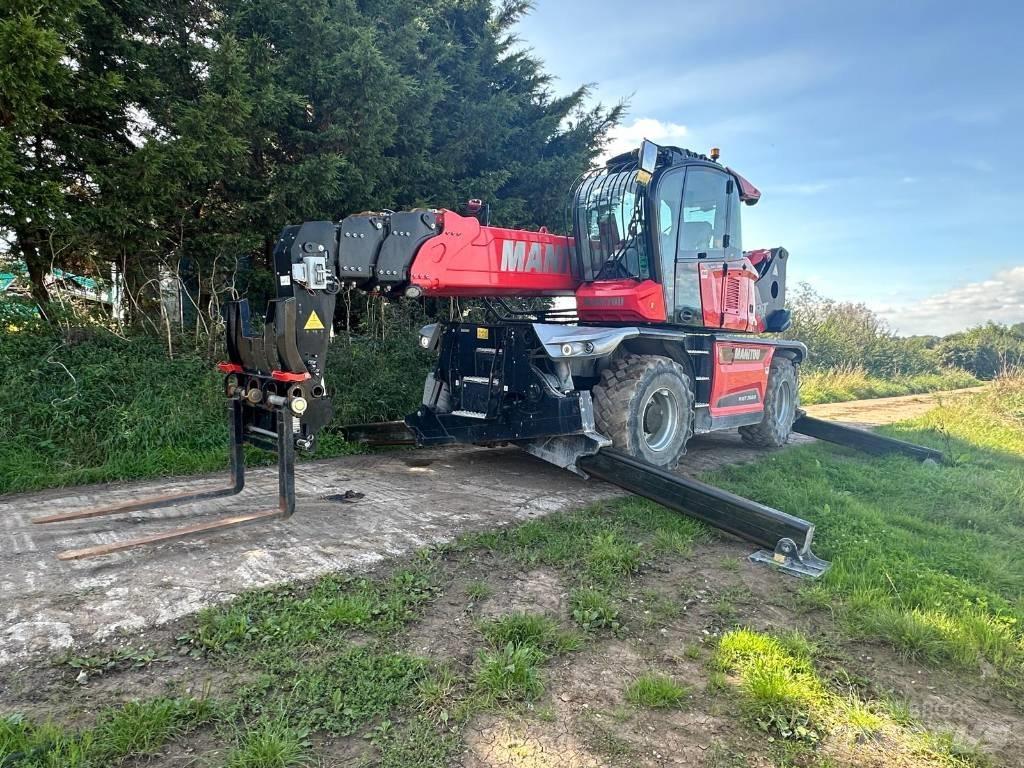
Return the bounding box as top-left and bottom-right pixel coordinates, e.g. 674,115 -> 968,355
374,716 -> 461,768
570,588 -> 621,631
625,673 -> 689,709
415,666 -> 459,714
478,613 -> 580,655
474,644 -> 546,702
465,580 -> 493,601
719,556 -> 741,572
578,710 -> 638,762
60,646 -> 159,676
226,720 -> 310,768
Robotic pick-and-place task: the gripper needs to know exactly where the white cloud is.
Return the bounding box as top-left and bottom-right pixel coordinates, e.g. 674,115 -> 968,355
875,266 -> 1024,336
601,117 -> 689,161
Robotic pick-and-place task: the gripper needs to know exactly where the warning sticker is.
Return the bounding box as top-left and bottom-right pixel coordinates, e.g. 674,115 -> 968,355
304,311 -> 325,331
476,327 -> 489,340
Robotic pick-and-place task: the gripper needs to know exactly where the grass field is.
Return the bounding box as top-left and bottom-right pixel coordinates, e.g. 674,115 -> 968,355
799,365 -> 980,405
2,379 -> 1021,767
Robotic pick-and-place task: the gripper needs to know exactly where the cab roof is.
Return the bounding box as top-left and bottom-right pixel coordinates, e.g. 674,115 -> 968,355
605,145 -> 761,205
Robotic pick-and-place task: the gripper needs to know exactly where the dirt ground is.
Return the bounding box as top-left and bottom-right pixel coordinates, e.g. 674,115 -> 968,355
2,533 -> 1018,767
0,388 -> 980,667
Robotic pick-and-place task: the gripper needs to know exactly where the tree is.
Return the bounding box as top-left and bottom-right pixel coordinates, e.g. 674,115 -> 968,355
0,0 -> 142,315
2,0 -> 620,335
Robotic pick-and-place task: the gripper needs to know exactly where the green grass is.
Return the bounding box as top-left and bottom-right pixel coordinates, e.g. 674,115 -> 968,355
465,580 -> 493,601
714,628 -> 827,741
708,376 -> 1024,697
712,628 -> 992,765
800,364 -> 979,405
0,696 -> 214,767
624,673 -> 689,709
5,375 -> 1018,767
186,567 -> 439,655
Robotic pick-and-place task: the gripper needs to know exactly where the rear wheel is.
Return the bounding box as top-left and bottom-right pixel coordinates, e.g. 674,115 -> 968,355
592,354 -> 694,469
738,356 -> 799,448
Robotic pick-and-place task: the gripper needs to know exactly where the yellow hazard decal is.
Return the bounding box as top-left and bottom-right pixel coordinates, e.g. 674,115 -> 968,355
304,311 -> 325,331
476,327 -> 489,340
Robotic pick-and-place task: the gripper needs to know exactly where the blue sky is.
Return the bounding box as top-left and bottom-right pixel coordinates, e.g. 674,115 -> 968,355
516,0 -> 1023,335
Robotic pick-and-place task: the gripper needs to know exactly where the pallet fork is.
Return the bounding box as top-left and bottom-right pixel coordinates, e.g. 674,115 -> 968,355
29,293 -> 335,561
32,400 -> 296,560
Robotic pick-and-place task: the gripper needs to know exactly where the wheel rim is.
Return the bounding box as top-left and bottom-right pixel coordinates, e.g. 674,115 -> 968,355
642,387 -> 679,452
774,379 -> 795,429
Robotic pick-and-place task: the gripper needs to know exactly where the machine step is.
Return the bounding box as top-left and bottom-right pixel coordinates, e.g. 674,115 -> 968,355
450,409 -> 488,419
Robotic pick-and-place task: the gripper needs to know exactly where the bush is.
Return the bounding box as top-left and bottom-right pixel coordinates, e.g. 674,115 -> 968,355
787,284 -> 940,376
0,317 -> 434,493
0,328 -> 229,493
935,323 -> 1024,379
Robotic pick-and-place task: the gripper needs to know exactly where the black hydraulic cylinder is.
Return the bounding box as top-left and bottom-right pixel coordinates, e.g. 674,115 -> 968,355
577,449 -> 817,556
792,414 -> 944,463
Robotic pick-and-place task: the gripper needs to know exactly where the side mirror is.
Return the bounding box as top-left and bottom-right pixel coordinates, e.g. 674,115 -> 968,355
638,140 -> 658,175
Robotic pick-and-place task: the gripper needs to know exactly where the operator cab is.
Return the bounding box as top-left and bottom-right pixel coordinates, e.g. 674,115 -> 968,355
571,140 -> 776,331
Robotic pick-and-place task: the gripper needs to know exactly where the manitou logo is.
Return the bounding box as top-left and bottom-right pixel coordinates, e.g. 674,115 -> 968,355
718,346 -> 766,364
500,240 -> 571,274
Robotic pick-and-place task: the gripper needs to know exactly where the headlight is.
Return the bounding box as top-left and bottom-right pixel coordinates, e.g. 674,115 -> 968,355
417,323 -> 440,351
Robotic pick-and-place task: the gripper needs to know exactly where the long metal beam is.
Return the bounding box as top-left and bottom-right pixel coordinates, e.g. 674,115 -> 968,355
340,421 -> 417,446
576,449 -> 829,578
792,413 -> 944,463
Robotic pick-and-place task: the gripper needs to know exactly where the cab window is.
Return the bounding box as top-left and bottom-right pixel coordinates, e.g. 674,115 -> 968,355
654,170 -> 684,276
679,169 -> 730,257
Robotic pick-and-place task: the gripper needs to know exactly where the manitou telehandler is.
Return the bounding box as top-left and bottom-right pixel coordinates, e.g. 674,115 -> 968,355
35,141 -> 942,572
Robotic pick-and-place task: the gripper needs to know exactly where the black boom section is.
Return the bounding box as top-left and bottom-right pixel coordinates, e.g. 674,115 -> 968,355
338,214 -> 387,287
374,211 -> 439,288
577,450 -> 815,553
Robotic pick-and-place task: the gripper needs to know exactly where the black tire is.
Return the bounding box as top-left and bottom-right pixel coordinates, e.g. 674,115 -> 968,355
739,356 -> 799,448
592,354 -> 694,469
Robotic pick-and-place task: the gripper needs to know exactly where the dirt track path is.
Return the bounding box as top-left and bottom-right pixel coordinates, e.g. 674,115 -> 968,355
0,388 -> 977,665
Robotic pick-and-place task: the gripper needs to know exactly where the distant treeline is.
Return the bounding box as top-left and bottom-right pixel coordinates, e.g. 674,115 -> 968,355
788,284 -> 1024,380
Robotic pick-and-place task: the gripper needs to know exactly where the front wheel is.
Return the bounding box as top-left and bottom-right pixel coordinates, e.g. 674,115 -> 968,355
738,356 -> 799,448
592,354 -> 695,469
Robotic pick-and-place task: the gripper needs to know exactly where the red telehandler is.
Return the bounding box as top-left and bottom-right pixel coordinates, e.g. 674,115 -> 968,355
35,141 -> 942,573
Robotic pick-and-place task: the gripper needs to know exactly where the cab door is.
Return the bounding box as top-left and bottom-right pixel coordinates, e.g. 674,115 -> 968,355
675,167 -> 748,330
